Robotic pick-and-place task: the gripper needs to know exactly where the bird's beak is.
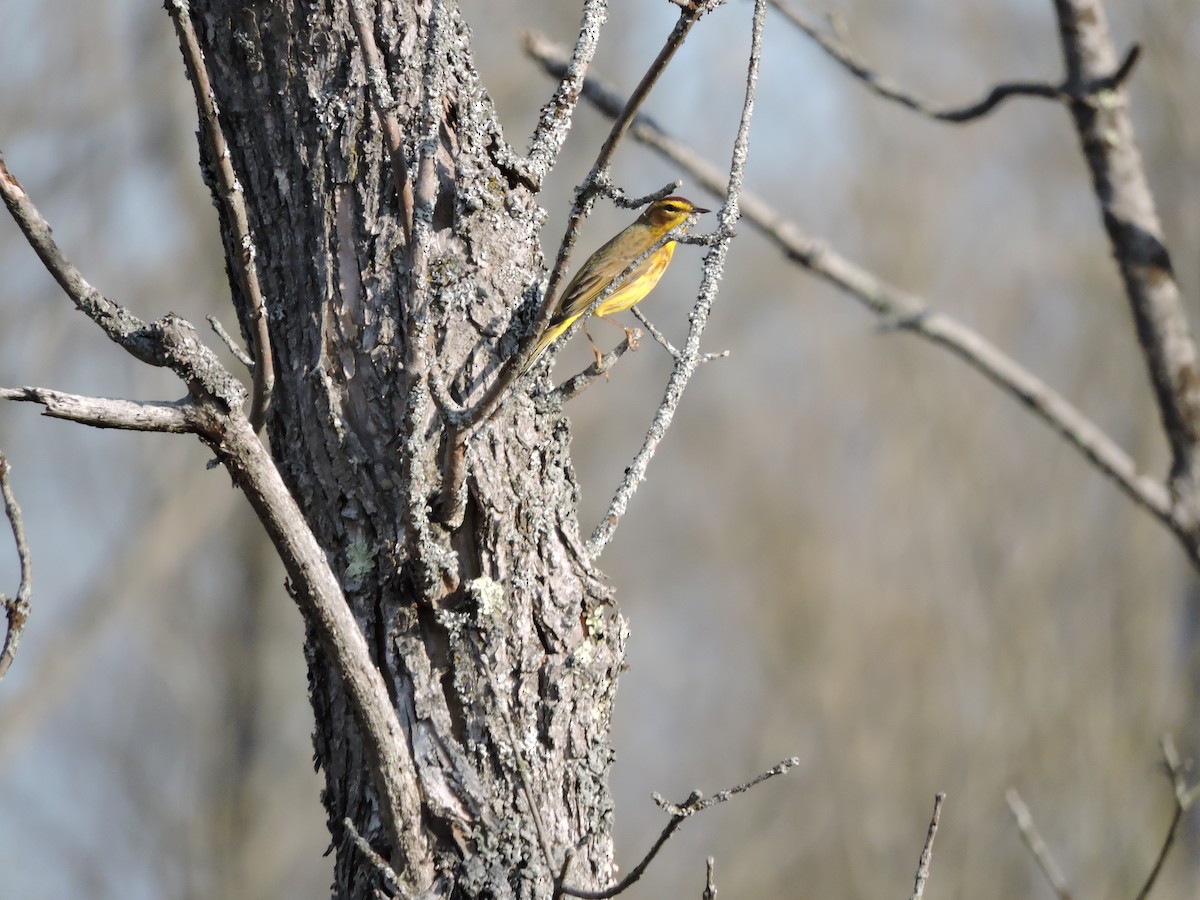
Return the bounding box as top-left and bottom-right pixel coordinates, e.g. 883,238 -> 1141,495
693,206 -> 711,214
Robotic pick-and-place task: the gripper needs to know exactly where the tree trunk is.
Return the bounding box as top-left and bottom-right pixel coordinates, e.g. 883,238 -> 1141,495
193,2 -> 624,895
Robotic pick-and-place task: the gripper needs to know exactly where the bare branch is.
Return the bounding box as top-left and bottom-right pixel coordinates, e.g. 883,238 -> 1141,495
167,0 -> 274,431
908,793 -> 945,900
199,407 -> 436,888
632,307 -> 728,363
0,453 -> 32,682
522,0 -> 611,183
559,757 -> 800,899
349,0 -> 415,242
524,32 -> 1177,547
546,333 -> 641,405
1005,789 -> 1073,900
769,0 -> 1139,123
1052,0 -> 1200,540
1134,735 -> 1199,900
600,177 -> 681,210
343,817 -> 402,897
0,155 -> 161,366
207,315 -> 255,369
586,0 -> 762,556
0,387 -> 196,433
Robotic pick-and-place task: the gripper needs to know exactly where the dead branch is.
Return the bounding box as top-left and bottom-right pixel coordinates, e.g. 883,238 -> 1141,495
349,0 -> 415,243
908,793 -> 945,900
0,388 -> 195,432
546,333 -> 641,405
702,856 -> 717,900
167,0 -> 274,431
1005,788 -> 1073,900
0,453 -> 32,682
523,0 -> 611,183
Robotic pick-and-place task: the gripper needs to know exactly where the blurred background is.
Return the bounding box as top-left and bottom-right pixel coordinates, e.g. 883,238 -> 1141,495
2,0 -> 1198,897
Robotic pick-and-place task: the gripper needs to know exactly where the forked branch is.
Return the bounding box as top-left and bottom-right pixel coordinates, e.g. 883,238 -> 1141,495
557,757 -> 800,899
1135,735 -> 1200,900
0,154 -> 433,888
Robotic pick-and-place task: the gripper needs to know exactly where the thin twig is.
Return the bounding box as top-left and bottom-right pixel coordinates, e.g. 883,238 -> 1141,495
207,315 -> 255,369
1005,788 -> 1072,900
547,333 -> 641,405
632,307 -> 728,363
167,0 -> 274,431
349,0 -> 414,242
587,0 -> 765,557
769,0 -> 1139,123
0,453 -> 32,682
909,793 -> 945,900
1134,735 -> 1199,900
343,817 -> 402,897
560,757 -> 800,899
523,32 -> 1178,547
601,177 -> 682,210
553,848 -> 578,900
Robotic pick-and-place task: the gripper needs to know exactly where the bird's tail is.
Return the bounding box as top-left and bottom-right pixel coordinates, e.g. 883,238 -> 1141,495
517,317 -> 573,377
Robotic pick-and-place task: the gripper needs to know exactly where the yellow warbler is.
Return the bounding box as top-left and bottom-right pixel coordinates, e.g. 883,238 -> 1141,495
520,196 -> 709,375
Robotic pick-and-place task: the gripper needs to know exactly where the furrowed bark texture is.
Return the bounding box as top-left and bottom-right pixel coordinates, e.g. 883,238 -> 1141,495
191,2 -> 623,896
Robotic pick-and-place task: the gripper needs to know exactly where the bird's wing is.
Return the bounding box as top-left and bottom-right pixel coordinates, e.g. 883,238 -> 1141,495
549,256 -> 617,326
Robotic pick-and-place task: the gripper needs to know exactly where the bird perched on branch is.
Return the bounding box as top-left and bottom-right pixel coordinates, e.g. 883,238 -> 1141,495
520,196 -> 709,375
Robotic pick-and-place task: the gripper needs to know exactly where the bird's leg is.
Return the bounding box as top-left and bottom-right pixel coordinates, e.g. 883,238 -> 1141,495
582,323 -> 607,376
596,315 -> 640,352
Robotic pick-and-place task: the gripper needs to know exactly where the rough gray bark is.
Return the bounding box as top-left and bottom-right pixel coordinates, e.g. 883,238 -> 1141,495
192,2 -> 624,896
